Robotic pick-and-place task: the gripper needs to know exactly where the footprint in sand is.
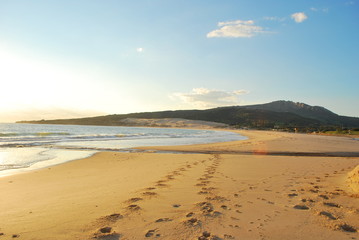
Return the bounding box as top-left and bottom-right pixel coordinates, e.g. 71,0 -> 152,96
155,179 -> 169,187
100,213 -> 123,223
142,192 -> 158,197
98,227 -> 112,233
156,183 -> 169,187
126,204 -> 141,211
224,234 -> 235,239
288,193 -> 298,197
198,191 -> 210,195
206,195 -> 228,202
197,202 -> 214,214
199,231 -> 225,240
323,202 -> 341,208
195,183 -> 207,187
93,227 -> 121,240
201,187 -> 214,190
145,229 -> 160,237
221,205 -> 229,210
126,197 -> 143,203
172,171 -> 181,176
156,180 -> 167,184
166,175 -> 175,180
335,223 -> 357,233
201,231 -> 211,237
318,211 -> 337,220
186,212 -> 194,217
155,218 -> 172,223
201,180 -> 211,184
293,204 -> 310,210
184,218 -> 201,227
318,194 -> 329,200
301,198 -> 315,203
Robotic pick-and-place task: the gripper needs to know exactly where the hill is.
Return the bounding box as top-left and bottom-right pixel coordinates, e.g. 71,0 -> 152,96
17,101 -> 359,132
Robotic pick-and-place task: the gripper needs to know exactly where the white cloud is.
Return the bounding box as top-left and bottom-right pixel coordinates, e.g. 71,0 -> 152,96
171,88 -> 248,108
207,20 -> 265,38
291,12 -> 308,23
136,47 -> 144,53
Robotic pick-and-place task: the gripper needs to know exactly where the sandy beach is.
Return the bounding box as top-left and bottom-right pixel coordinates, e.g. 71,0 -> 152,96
0,130 -> 358,240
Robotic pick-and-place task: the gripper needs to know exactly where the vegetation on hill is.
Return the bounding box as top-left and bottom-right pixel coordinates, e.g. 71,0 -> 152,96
17,101 -> 359,133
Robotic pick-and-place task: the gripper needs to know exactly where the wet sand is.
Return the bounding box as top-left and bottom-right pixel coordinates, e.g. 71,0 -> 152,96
0,130 -> 358,240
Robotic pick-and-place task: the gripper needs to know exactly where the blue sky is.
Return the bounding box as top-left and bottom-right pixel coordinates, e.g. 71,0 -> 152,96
0,0 -> 358,122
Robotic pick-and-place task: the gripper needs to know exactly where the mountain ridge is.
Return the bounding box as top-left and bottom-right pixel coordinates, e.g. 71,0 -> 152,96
17,100 -> 359,131
243,100 -> 341,124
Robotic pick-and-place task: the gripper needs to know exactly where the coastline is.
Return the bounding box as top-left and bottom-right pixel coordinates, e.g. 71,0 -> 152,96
136,130 -> 359,157
0,130 -> 358,239
0,125 -> 244,177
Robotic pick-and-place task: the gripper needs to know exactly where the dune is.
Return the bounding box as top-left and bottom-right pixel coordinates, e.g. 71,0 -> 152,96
118,118 -> 228,128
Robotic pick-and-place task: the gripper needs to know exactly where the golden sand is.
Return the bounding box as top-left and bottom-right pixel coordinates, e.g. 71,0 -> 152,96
0,130 -> 358,239
348,165 -> 359,193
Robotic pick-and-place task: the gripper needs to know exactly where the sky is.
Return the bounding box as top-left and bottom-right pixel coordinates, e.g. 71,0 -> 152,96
0,0 -> 358,122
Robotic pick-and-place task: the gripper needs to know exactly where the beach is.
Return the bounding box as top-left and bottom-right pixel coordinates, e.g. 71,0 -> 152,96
0,130 -> 358,240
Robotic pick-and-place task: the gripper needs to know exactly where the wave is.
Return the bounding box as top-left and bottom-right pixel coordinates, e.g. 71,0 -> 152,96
0,132 -> 155,148
0,163 -> 29,171
0,132 -> 194,142
35,132 -> 70,136
0,133 -> 18,137
0,132 -> 70,138
0,124 -> 247,175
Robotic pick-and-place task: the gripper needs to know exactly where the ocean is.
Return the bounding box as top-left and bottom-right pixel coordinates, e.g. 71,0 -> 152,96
0,123 -> 246,176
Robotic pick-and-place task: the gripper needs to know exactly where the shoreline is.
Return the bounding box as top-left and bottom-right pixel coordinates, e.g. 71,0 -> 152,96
4,127 -> 358,178
0,130 -> 358,239
0,126 -> 245,178
136,129 -> 359,155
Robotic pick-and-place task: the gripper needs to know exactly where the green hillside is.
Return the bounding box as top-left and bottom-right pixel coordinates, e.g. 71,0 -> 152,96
17,101 -> 359,132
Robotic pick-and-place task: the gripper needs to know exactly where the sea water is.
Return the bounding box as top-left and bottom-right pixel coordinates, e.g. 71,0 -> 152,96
0,123 -> 246,176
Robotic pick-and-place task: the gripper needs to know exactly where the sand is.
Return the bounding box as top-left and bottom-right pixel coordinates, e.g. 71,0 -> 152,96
0,130 -> 358,240
117,118 -> 228,128
348,165 -> 359,193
